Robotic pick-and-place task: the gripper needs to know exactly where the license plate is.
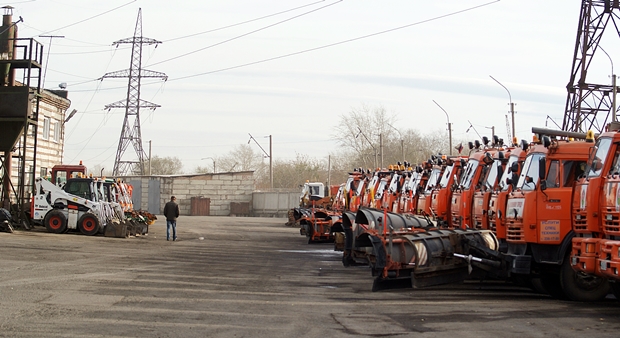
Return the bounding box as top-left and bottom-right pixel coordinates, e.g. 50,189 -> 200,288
571,257 -> 577,265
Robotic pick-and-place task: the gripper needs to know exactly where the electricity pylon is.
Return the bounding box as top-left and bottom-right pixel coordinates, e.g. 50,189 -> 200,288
103,8 -> 167,176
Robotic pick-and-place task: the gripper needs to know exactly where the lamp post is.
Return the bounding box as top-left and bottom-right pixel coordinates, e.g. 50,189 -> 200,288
387,123 -> 405,163
357,127 -> 378,169
432,100 -> 453,155
489,75 -> 515,141
599,46 -> 617,123
201,157 -> 216,173
248,133 -> 273,190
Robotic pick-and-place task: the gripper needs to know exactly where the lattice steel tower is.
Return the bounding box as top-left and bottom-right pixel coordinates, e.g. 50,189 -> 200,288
563,0 -> 620,133
103,8 -> 167,176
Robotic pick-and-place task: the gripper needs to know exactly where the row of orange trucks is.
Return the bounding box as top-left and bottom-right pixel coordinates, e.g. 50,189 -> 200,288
291,126 -> 620,301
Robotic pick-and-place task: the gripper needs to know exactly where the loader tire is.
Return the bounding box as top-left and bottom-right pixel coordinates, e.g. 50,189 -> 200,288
559,254 -> 609,302
78,213 -> 100,236
44,210 -> 67,234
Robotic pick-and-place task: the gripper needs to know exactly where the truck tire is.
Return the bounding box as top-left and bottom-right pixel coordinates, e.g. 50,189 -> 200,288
540,272 -> 567,300
610,282 -> 620,301
78,213 -> 100,236
559,254 -> 610,302
44,210 -> 67,234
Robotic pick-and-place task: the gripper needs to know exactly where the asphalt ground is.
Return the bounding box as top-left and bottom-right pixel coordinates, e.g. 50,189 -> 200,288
0,216 -> 619,338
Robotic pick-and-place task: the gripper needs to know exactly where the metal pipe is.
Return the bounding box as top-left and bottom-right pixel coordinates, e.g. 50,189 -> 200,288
531,126 -> 595,140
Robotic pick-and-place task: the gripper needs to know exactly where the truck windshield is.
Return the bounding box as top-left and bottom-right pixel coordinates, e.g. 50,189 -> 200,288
484,159 -> 502,190
586,137 -> 611,178
388,174 -> 400,194
517,153 -> 544,191
355,179 -> 365,196
406,172 -> 421,192
424,169 -> 441,194
459,159 -> 479,189
499,155 -> 519,192
439,165 -> 454,188
375,180 -> 388,200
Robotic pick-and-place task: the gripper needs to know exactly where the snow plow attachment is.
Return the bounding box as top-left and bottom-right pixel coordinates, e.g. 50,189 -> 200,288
368,228 -> 500,291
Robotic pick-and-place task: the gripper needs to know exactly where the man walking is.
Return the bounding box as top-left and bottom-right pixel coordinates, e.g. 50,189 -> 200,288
163,196 -> 179,241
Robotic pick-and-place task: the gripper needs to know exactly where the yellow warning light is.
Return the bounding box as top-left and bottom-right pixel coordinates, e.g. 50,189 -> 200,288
532,134 -> 540,143
512,136 -> 518,146
586,130 -> 595,143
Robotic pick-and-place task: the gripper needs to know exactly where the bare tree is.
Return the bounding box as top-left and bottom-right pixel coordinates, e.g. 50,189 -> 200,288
148,155 -> 184,175
332,104 -> 400,169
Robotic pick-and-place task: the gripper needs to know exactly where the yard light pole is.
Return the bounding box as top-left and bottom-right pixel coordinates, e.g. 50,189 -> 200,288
248,133 -> 273,190
599,46 -> 617,122
357,127 -> 378,169
387,123 -> 405,163
432,100 -> 453,156
489,75 -> 515,141
201,157 -> 216,173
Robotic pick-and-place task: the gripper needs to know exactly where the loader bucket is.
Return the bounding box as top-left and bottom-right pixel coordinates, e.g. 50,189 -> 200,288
104,221 -> 128,238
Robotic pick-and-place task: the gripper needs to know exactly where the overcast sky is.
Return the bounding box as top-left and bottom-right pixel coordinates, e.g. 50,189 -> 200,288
10,0 -> 619,172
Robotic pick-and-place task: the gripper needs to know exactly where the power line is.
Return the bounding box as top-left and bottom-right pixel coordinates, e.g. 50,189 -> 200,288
34,0 -> 137,36
60,0 -> 499,93
146,0 -> 343,67
162,0 -> 328,43
168,0 -> 500,82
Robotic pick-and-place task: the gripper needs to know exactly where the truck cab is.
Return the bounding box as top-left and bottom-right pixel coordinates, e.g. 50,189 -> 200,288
571,130 -> 620,295
430,157 -> 463,227
504,134 -> 608,301
472,147 -> 508,231
488,145 -> 526,250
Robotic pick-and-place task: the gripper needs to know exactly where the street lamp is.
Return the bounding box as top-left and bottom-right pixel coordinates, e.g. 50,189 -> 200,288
432,100 -> 453,156
387,123 -> 405,163
489,75 -> 516,142
599,46 -> 617,122
357,127 -> 378,169
248,133 -> 273,190
201,157 -> 216,173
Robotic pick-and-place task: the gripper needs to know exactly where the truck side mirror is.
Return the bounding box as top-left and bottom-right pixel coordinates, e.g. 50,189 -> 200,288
539,157 -> 546,180
511,162 -> 519,173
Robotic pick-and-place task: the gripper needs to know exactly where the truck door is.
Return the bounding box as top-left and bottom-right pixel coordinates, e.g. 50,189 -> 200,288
537,160 -> 586,245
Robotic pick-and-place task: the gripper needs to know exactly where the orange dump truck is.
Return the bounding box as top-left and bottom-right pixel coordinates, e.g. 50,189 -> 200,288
504,128 -> 609,301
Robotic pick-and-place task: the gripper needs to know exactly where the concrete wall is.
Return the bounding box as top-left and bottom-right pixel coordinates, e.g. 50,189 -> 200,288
251,191 -> 298,217
118,171 -> 255,216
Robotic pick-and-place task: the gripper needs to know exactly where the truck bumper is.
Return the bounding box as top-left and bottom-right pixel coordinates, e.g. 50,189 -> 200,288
570,237 -> 601,274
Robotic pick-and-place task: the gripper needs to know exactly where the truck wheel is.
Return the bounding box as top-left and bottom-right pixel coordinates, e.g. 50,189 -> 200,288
610,282 -> 620,301
559,254 -> 610,302
44,210 -> 67,234
78,213 -> 100,236
540,272 -> 567,300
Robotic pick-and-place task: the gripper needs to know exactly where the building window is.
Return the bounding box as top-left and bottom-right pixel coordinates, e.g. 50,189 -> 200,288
42,117 -> 50,140
53,121 -> 61,142
40,167 -> 47,178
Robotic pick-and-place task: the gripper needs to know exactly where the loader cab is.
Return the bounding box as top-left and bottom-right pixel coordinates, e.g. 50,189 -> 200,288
63,178 -> 95,201
51,163 -> 87,186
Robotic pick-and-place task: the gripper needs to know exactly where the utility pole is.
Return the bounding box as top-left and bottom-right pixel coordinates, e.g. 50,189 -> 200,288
39,35 -> 64,88
269,135 -> 273,190
103,8 -> 168,176
248,133 -> 272,190
327,155 -> 331,193
148,140 -> 152,176
379,133 -> 384,169
490,75 -> 516,141
432,100 -> 453,155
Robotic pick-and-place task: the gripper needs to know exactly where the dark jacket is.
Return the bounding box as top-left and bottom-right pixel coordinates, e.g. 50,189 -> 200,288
163,201 -> 179,221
